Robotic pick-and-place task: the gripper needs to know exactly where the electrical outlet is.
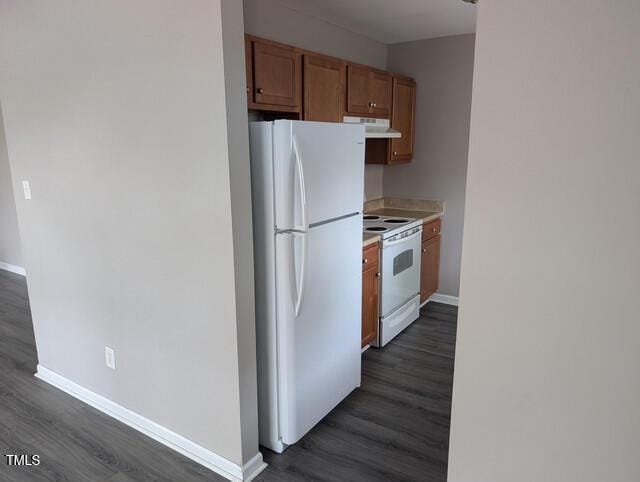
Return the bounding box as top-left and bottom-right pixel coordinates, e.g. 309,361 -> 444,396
22,180 -> 32,200
105,347 -> 116,370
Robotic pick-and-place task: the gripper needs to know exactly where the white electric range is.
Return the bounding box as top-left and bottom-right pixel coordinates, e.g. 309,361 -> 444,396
363,214 -> 422,346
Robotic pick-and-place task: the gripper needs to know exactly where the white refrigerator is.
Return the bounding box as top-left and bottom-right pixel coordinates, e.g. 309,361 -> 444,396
249,120 -> 365,453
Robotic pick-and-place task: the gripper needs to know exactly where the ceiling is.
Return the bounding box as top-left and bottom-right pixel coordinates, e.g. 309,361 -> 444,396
276,0 -> 477,45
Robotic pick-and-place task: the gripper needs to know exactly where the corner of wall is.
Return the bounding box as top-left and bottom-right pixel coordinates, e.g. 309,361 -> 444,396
0,104 -> 24,269
220,0 -> 261,469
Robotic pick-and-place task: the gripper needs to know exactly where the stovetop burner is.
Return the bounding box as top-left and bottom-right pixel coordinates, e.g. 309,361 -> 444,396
366,226 -> 388,232
363,213 -> 422,239
383,218 -> 410,224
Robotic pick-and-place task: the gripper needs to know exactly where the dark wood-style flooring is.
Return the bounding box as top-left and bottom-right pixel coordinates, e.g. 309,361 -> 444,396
0,268 -> 457,481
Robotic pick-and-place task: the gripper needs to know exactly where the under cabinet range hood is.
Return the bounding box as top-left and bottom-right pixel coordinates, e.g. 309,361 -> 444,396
343,116 -> 401,139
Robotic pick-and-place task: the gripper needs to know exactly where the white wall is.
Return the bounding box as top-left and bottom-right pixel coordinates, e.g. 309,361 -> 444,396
386,34 -> 475,298
243,0 -> 387,69
449,2 -> 640,481
0,0 -> 259,471
243,0 -> 387,200
0,107 -> 23,269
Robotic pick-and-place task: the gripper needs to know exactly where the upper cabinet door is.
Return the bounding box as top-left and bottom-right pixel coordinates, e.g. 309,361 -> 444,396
389,76 -> 416,163
252,39 -> 301,109
346,64 -> 372,115
346,65 -> 392,118
369,71 -> 392,118
303,54 -> 346,122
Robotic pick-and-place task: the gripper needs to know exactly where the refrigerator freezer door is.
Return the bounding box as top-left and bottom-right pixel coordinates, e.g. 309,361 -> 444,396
275,214 -> 362,447
273,120 -> 365,230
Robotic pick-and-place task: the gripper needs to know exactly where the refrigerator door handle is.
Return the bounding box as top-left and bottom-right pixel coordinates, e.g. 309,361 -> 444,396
292,135 -> 309,233
294,231 -> 308,318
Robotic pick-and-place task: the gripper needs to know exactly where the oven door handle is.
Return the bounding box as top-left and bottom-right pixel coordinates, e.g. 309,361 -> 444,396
383,229 -> 422,248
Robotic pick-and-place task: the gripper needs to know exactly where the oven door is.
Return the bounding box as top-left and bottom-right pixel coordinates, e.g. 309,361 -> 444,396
380,227 -> 422,318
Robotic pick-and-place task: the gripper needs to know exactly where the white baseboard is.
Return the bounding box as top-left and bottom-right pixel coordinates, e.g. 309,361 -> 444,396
0,262 -> 26,276
242,453 -> 268,481
35,365 -> 266,481
428,293 -> 459,306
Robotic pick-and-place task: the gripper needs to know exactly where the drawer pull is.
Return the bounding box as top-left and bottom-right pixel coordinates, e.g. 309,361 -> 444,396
422,248 -> 427,253
393,151 -> 398,156
363,258 -> 368,264
257,87 -> 264,94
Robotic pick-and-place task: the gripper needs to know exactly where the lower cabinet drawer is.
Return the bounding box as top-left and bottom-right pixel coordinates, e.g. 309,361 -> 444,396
362,243 -> 379,269
422,218 -> 441,241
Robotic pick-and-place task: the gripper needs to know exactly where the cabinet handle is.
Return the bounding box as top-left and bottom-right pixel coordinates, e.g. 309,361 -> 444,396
423,249 -> 427,253
368,101 -> 373,107
373,102 -> 377,107
363,258 -> 368,264
432,228 -> 437,232
393,151 -> 398,156
257,88 -> 264,94
376,272 -> 380,277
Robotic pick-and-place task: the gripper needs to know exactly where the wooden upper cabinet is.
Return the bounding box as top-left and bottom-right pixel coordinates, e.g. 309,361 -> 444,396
389,75 -> 416,163
303,54 -> 345,122
369,70 -> 392,118
250,37 -> 301,112
244,35 -> 417,159
346,64 -> 371,116
346,65 -> 392,118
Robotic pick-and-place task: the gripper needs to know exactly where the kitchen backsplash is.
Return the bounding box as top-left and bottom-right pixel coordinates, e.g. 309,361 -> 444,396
364,197 -> 444,213
364,165 -> 384,201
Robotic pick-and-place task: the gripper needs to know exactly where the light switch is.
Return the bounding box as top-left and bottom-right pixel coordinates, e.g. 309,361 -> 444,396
105,346 -> 116,370
22,180 -> 32,200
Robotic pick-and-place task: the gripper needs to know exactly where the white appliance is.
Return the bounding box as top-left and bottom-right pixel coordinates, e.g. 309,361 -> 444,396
343,116 -> 402,139
250,120 -> 365,453
363,215 -> 422,346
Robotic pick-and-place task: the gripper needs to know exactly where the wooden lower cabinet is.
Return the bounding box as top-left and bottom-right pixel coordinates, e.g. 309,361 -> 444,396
361,242 -> 379,348
420,234 -> 441,304
422,218 -> 441,241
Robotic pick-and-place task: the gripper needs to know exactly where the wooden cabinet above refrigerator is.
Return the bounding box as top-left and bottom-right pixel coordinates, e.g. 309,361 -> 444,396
244,34 -> 416,164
